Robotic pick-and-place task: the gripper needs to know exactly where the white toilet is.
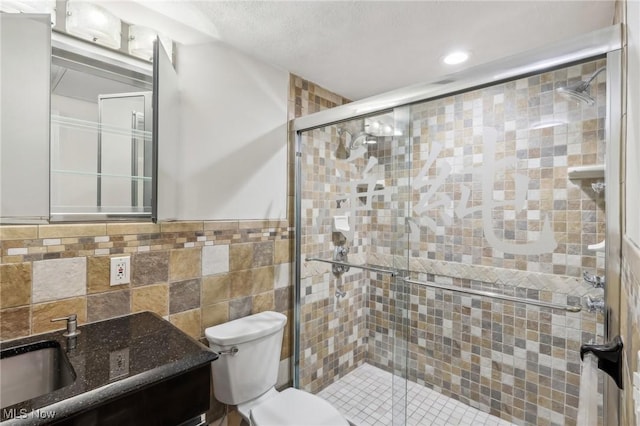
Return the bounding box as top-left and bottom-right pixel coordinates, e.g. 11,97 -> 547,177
205,311 -> 349,426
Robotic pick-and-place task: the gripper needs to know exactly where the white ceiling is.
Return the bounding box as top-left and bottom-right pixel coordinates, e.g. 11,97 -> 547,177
129,0 -> 616,101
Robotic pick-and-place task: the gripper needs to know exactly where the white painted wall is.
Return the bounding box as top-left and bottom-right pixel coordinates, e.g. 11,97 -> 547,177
627,1 -> 640,245
176,41 -> 289,220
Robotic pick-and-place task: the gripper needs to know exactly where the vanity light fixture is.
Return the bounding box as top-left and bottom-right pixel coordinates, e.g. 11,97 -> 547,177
129,25 -> 172,62
0,0 -> 56,25
66,0 -> 122,49
443,50 -> 470,65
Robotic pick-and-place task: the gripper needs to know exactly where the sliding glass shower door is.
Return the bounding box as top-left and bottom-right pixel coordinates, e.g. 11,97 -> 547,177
296,109 -> 412,425
294,50 -> 616,426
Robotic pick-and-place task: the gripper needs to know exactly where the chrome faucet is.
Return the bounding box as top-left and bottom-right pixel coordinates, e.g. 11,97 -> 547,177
51,314 -> 81,338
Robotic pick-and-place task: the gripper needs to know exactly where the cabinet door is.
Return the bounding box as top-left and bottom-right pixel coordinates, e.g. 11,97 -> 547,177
0,14 -> 51,223
152,39 -> 180,222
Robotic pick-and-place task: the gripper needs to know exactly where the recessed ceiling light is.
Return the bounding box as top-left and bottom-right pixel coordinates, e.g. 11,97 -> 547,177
443,51 -> 469,65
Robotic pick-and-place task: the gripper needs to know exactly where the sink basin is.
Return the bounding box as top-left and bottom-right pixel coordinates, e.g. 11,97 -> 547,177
0,340 -> 76,409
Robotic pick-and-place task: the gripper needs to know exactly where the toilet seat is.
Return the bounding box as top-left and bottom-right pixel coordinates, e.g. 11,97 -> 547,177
250,388 -> 349,426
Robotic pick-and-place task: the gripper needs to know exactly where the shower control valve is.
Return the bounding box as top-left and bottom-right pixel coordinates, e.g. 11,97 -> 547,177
336,246 -> 349,257
583,271 -> 605,288
586,296 -> 605,313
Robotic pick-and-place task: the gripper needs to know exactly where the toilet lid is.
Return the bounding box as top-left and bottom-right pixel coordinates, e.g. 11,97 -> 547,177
250,388 -> 349,426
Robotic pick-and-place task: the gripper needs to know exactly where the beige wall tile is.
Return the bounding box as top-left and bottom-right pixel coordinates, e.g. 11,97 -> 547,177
281,310 -> 292,359
229,297 -> 252,320
238,220 -> 270,230
87,256 -> 114,294
161,222 -> 203,233
229,270 -> 252,299
169,308 -> 201,339
38,224 -> 107,239
1,256 -> 24,264
226,410 -> 242,426
274,239 -> 293,264
274,263 -> 291,289
0,226 -> 38,240
0,306 -> 30,340
202,275 -> 230,306
32,257 -> 87,303
229,244 -> 253,271
274,287 -> 291,313
131,284 -> 169,317
1,263 -> 31,308
253,241 -> 274,267
106,222 -> 160,235
32,297 -> 87,334
252,291 -> 275,313
203,221 -> 238,232
252,266 -> 274,294
87,290 -> 130,323
169,248 -> 201,281
201,302 -> 229,331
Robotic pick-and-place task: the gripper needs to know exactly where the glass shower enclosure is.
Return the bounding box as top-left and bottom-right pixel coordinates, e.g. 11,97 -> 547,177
293,26 -> 622,426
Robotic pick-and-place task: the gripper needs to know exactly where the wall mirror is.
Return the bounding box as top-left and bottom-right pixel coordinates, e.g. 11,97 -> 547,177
50,35 -> 154,221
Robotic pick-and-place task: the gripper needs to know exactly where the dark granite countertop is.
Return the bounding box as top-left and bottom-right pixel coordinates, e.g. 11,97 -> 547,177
0,312 -> 218,425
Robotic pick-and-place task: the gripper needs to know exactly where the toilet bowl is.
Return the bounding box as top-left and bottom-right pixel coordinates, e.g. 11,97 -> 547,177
205,311 -> 348,426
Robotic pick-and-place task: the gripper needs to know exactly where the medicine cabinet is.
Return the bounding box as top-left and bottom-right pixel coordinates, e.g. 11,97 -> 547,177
0,13 -> 178,223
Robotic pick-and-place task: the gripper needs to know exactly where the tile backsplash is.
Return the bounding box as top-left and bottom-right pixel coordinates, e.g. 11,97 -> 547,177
0,221 -> 293,349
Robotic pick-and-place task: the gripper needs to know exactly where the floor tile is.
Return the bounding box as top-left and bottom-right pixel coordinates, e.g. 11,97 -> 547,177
318,364 -> 515,426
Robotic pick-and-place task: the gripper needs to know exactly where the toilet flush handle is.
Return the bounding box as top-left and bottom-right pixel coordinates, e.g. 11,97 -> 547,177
217,346 -> 239,356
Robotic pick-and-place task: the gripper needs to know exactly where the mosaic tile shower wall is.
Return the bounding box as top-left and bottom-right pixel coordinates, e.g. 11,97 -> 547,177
299,125 -> 371,394
298,59 -> 608,425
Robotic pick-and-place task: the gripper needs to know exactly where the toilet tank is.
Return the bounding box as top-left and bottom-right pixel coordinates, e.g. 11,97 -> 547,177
205,311 -> 287,405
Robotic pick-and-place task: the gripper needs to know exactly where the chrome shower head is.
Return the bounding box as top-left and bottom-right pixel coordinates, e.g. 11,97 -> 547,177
336,128 -> 376,159
556,81 -> 595,105
350,131 -> 377,150
556,66 -> 606,106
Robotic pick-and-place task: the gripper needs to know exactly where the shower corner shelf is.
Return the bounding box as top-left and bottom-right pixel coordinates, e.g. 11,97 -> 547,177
568,164 -> 605,179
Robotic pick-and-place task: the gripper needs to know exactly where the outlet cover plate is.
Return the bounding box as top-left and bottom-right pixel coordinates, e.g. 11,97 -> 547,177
110,256 -> 130,286
109,348 -> 130,380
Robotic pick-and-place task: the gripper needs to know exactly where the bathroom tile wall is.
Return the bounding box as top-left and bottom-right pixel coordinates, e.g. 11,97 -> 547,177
299,59 -> 607,425
289,75 -> 366,393
0,221 -> 293,346
365,59 -> 607,426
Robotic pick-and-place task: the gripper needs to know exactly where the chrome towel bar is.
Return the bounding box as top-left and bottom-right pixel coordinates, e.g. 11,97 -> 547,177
305,257 -> 397,277
402,278 -> 582,313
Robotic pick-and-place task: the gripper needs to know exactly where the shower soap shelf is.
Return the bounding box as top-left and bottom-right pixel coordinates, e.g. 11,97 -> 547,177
568,164 -> 605,179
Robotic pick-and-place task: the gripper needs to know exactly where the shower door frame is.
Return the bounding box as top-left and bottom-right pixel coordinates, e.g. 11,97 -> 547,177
293,24 -> 623,423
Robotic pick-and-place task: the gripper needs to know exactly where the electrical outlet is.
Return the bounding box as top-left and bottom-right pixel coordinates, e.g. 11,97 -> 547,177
109,348 -> 130,380
110,256 -> 130,286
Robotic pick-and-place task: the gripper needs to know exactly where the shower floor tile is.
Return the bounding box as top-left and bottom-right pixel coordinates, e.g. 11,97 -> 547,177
318,363 -> 515,426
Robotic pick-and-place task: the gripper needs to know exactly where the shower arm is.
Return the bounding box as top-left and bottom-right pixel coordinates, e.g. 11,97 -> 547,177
583,67 -> 607,87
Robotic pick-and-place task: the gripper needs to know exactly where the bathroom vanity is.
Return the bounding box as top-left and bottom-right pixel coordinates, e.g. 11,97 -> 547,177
0,312 -> 217,425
